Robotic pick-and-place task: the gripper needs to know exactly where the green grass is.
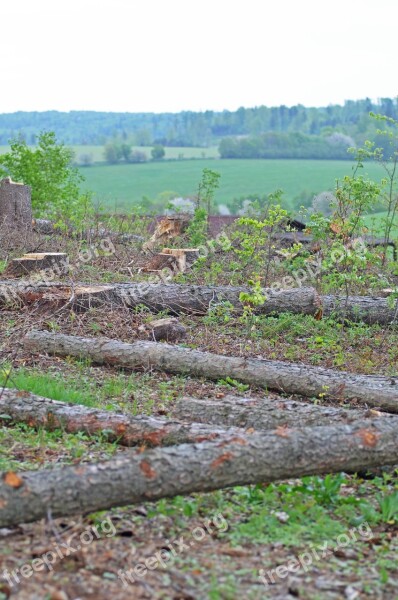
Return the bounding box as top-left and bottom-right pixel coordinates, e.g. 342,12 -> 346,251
0,365 -> 99,407
78,159 -> 387,212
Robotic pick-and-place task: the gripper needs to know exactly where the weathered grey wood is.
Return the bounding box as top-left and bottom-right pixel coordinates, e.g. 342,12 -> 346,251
172,395 -> 382,428
0,280 -> 321,316
116,283 -> 321,316
0,416 -> 397,527
323,294 -> 398,326
0,177 -> 32,231
24,331 -> 398,411
1,278 -> 398,325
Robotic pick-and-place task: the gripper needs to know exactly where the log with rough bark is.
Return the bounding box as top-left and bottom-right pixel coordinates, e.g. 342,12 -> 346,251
0,388 -> 240,446
24,330 -> 398,411
5,252 -> 69,277
1,416 -> 398,527
0,282 -> 117,310
323,294 -> 398,326
1,278 -> 398,325
0,177 -> 32,231
172,395 -> 384,428
2,389 -> 388,448
0,280 -> 321,316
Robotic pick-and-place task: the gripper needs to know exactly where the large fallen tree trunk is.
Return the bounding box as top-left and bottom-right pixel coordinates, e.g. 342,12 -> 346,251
0,281 -> 119,310
1,389 -> 387,447
0,417 -> 398,527
25,331 -> 398,411
172,395 -> 382,428
0,388 -> 241,447
0,280 -> 321,317
1,279 -> 398,325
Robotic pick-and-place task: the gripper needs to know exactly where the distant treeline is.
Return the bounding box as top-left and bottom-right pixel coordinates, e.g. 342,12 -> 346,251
219,132 -> 355,160
0,97 -> 397,159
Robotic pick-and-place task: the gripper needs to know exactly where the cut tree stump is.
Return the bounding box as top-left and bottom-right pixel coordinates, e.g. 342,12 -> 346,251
24,330 -> 398,411
142,252 -> 181,273
146,317 -> 187,342
5,253 -> 69,277
0,177 -> 32,231
143,215 -> 191,252
142,248 -> 199,274
162,247 -> 200,271
1,416 -> 398,527
172,395 -> 382,429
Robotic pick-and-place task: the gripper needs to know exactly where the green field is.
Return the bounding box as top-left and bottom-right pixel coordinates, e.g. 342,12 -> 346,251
79,158 -> 386,213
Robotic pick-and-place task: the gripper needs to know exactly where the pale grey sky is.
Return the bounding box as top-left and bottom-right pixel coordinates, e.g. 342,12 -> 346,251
1,0 -> 397,113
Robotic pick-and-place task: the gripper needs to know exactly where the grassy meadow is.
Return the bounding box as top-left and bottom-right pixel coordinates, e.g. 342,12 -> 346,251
79,156 -> 386,213
0,143 -> 392,228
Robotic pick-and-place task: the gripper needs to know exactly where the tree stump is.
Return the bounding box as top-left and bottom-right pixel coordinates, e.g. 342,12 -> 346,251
6,253 -> 69,278
145,317 -> 187,342
0,178 -> 32,231
143,215 -> 191,251
142,253 -> 179,273
162,247 -> 200,267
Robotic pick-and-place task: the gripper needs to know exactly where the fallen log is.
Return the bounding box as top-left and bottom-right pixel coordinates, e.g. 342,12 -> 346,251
2,389 -> 388,448
0,281 -> 118,310
1,278 -> 398,325
0,280 -> 321,316
1,417 -> 398,527
24,331 -> 398,411
172,395 -> 380,428
0,388 -> 239,446
323,294 -> 398,326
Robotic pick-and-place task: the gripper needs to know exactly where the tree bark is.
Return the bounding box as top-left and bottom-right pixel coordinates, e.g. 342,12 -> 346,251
0,388 -> 241,447
2,388 -> 388,448
0,178 -> 32,231
172,395 -> 381,428
24,331 -> 398,411
1,278 -> 398,325
323,294 -> 398,326
0,282 -> 118,310
0,417 -> 398,527
0,280 -> 321,316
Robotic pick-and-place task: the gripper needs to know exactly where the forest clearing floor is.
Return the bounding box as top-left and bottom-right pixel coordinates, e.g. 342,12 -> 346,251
0,299 -> 398,600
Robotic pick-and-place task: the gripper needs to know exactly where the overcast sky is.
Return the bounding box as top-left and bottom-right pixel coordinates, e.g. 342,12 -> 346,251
1,0 -> 397,114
